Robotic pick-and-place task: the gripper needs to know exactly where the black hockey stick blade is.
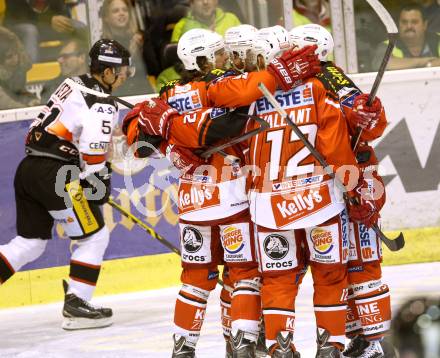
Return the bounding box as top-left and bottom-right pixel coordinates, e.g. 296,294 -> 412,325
201,113 -> 269,158
372,225 -> 405,251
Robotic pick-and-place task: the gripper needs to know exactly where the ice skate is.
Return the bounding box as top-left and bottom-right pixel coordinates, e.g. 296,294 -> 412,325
355,341 -> 384,358
268,331 -> 300,358
316,328 -> 342,358
172,334 -> 196,358
256,321 -> 268,357
230,329 -> 256,357
343,335 -> 369,357
61,280 -> 112,330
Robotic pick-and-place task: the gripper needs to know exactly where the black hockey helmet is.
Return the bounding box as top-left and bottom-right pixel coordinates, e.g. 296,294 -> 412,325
89,39 -> 134,76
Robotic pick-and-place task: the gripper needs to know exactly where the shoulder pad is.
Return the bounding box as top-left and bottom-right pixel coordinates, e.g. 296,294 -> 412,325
317,63 -> 359,94
159,79 -> 180,97
203,68 -> 227,82
207,69 -> 239,85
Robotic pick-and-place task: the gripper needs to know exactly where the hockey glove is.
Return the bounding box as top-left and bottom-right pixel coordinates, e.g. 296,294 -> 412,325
267,45 -> 321,91
138,98 -> 178,139
122,102 -> 142,135
347,145 -> 386,228
352,94 -> 383,131
80,162 -> 112,205
165,144 -> 205,175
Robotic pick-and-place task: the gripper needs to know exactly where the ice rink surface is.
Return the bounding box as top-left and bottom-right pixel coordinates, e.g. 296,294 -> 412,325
1,262 -> 439,358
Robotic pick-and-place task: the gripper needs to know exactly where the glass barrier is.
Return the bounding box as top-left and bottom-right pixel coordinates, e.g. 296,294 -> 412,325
0,0 -> 91,110
354,0 -> 440,73
2,0 -> 438,110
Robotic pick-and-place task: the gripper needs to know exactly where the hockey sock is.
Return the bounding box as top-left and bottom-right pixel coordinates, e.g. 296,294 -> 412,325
261,272 -> 300,348
346,288 -> 362,337
0,236 -> 47,283
312,267 -> 348,349
68,227 -> 109,301
231,277 -> 261,342
174,284 -> 211,347
352,281 -> 391,340
220,284 -> 233,340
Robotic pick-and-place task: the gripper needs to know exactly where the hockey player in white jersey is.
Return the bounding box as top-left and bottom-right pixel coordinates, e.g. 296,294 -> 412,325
0,39 -> 132,330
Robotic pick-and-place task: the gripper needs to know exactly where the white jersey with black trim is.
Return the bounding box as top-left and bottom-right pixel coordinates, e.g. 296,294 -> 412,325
30,74 -> 119,178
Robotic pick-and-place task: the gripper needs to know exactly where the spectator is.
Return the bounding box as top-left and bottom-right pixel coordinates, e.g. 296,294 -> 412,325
171,0 -> 241,42
292,0 -> 331,31
373,3 -> 440,70
100,0 -> 153,95
4,0 -> 87,62
101,0 -> 142,60
415,0 -> 440,32
41,37 -> 88,102
142,0 -> 189,77
0,26 -> 39,110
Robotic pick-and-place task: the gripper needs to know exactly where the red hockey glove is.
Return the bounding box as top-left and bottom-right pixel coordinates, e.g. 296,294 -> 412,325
165,144 -> 205,175
267,45 -> 321,91
122,102 -> 142,135
347,145 -> 386,228
352,94 -> 383,131
137,98 -> 178,139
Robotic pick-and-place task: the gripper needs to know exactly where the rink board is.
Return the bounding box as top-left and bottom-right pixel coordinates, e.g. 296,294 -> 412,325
0,68 -> 439,307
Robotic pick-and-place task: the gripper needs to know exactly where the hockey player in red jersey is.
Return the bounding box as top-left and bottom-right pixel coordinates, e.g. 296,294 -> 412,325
289,24 -> 391,358
0,39 -> 132,330
123,27 -> 320,357
133,25 -> 369,357
142,28 -> 388,358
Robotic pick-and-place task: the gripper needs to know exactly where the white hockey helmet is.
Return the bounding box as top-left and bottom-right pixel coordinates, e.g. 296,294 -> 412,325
253,25 -> 292,64
224,24 -> 258,60
289,24 -> 334,61
177,28 -> 225,72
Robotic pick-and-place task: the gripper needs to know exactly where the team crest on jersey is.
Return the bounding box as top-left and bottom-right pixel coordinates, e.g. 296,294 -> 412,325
311,227 -> 334,254
182,226 -> 204,253
263,234 -> 289,260
221,226 -> 244,254
255,84 -> 314,115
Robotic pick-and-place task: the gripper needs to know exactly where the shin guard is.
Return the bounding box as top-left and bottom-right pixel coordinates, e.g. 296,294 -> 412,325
312,267 -> 348,349
174,284 -> 211,347
352,280 -> 391,340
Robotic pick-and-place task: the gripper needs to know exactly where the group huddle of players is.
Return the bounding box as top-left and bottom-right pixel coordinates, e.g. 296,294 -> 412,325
122,24 -> 392,358
0,20 -> 393,358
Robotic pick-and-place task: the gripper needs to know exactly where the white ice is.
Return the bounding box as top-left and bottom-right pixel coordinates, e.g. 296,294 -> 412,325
1,262 -> 439,358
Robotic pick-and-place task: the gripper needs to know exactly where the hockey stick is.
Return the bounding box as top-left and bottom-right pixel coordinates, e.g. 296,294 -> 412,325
351,0 -> 399,150
107,197 -> 181,255
107,197 -> 225,286
258,83 -> 404,251
65,78 -> 136,109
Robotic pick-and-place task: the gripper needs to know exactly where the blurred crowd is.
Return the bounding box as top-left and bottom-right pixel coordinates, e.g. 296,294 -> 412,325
0,0 -> 439,110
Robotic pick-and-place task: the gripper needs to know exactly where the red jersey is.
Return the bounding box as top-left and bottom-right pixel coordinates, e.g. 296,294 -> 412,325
247,78 -> 358,230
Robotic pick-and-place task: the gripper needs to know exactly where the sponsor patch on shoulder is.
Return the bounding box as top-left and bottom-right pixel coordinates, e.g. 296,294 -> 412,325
340,89 -> 361,108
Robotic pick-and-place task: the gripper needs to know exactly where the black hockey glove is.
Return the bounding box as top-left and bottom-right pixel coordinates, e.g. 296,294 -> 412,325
80,162 -> 112,205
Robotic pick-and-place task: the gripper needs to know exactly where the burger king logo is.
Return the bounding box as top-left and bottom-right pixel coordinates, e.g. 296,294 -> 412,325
311,228 -> 333,254
222,226 -> 244,254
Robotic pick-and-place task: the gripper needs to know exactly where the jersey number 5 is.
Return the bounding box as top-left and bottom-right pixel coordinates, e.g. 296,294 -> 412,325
266,124 -> 317,181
